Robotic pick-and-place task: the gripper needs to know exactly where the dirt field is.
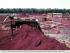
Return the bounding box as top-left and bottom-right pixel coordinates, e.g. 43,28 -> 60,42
0,14 -> 70,50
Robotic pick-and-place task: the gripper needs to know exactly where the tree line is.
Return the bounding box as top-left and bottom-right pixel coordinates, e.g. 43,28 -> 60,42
0,8 -> 70,14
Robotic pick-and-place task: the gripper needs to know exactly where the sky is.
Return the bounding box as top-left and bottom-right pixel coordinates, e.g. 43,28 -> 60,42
0,0 -> 70,9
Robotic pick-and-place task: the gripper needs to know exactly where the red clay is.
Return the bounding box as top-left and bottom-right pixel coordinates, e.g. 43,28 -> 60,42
0,14 -> 70,50
0,24 -> 70,50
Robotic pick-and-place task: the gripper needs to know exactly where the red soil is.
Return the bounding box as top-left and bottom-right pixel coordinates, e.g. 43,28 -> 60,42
0,15 -> 7,23
0,24 -> 70,50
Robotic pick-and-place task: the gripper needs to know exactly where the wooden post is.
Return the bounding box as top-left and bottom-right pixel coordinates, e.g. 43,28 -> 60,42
9,16 -> 14,40
10,20 -> 13,37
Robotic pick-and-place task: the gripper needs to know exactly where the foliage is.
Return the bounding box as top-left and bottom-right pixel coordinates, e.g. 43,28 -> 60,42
0,8 -> 70,13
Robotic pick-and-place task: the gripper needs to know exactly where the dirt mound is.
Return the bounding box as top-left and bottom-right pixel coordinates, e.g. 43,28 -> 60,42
0,24 -> 70,50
